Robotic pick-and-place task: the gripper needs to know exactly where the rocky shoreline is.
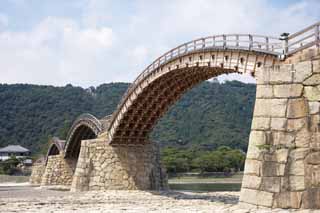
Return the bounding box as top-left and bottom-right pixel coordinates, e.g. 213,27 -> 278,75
0,185 -> 318,212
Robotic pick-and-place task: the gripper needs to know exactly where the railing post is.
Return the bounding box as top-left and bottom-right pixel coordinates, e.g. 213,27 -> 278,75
202,38 -> 205,48
316,24 -> 320,49
249,35 -> 253,50
265,37 -> 269,51
280,32 -> 289,56
236,35 -> 239,47
223,35 -> 226,48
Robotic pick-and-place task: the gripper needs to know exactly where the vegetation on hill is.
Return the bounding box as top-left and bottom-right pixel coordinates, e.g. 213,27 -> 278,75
0,81 -> 255,154
162,146 -> 246,174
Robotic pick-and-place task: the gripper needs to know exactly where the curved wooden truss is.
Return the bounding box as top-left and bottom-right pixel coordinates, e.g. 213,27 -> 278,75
107,49 -> 278,145
64,113 -> 103,158
107,21 -> 320,145
45,137 -> 65,164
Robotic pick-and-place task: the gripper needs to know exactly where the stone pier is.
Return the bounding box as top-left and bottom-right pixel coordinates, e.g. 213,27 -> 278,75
240,57 -> 320,209
40,153 -> 75,186
71,139 -> 168,192
29,161 -> 45,185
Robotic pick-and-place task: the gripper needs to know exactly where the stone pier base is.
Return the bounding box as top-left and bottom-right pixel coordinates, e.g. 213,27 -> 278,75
29,161 -> 45,185
71,139 -> 168,192
240,58 -> 320,209
40,153 -> 75,186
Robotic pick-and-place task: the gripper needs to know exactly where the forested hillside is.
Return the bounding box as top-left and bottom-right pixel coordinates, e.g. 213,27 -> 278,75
0,81 -> 256,154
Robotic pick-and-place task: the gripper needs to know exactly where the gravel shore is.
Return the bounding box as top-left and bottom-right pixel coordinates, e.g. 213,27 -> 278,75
0,184 -> 318,212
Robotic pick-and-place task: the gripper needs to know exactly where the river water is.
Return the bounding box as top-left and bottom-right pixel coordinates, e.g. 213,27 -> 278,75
169,183 -> 241,192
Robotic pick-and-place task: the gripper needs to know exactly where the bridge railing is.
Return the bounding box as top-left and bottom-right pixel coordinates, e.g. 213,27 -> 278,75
132,35 -> 282,93
287,21 -> 320,55
108,34 -> 282,138
108,22 -> 320,139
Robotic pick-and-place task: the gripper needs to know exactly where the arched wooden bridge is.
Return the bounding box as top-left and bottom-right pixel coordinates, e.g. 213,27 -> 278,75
34,21 -> 320,209
57,21 -> 320,153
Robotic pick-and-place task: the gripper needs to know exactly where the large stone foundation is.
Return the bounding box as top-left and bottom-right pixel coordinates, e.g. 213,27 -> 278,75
40,153 -> 75,186
29,161 -> 45,185
71,139 -> 168,192
240,57 -> 320,208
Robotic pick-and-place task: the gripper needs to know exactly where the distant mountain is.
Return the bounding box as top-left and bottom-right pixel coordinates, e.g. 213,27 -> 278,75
0,81 -> 255,154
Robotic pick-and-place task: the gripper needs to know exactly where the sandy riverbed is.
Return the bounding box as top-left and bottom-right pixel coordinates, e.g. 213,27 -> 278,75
0,184 -> 318,212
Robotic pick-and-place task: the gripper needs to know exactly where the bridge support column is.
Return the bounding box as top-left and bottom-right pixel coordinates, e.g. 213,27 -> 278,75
29,161 -> 45,185
70,138 -> 168,192
40,153 -> 75,186
240,58 -> 320,209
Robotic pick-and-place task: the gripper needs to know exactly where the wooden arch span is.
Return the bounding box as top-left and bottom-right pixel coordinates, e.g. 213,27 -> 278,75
45,137 -> 65,165
106,35 -> 283,145
64,113 -> 103,159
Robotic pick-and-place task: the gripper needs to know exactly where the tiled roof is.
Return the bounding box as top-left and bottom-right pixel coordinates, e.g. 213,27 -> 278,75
0,145 -> 30,153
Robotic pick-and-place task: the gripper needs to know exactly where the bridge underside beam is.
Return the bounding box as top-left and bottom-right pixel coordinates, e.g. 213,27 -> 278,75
108,50 -> 277,145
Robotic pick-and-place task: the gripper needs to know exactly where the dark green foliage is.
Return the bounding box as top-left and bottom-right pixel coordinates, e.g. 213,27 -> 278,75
0,156 -> 21,175
0,81 -> 255,154
151,81 -> 256,151
162,146 -> 246,174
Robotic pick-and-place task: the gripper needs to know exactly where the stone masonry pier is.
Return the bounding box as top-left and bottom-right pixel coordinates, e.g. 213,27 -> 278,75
71,139 -> 168,191
240,56 -> 320,208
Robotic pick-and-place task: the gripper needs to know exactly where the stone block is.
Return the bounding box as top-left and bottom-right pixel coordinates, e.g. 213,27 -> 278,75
255,68 -> 270,85
290,176 -> 305,191
261,161 -> 286,177
246,131 -> 266,160
301,188 -> 320,209
260,177 -> 281,193
295,128 -> 311,148
289,148 -> 310,161
241,175 -> 261,189
251,117 -> 270,130
303,73 -> 320,86
310,132 -> 320,151
254,99 -> 287,117
264,148 -> 289,163
293,61 -> 313,83
304,86 -> 320,101
286,98 -> 308,118
272,132 -> 295,147
305,164 -> 320,187
287,118 -> 307,132
308,101 -> 320,114
273,84 -> 303,98
256,85 -> 273,98
270,117 -> 287,131
239,188 -> 274,207
312,59 -> 320,73
309,114 -> 320,132
305,152 -> 320,165
243,159 -> 261,176
274,192 -> 302,209
289,160 -> 305,176
269,66 -> 293,84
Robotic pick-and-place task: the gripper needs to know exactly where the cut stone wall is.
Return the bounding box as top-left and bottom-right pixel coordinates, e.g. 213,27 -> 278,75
240,57 -> 320,209
29,162 -> 45,185
71,138 -> 168,192
40,154 -> 75,186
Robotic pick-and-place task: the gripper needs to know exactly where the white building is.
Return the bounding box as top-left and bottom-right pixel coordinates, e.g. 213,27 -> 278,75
0,145 -> 31,161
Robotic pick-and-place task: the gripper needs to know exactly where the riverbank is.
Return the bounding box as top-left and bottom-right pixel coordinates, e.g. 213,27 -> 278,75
0,185 -> 314,212
169,173 -> 243,184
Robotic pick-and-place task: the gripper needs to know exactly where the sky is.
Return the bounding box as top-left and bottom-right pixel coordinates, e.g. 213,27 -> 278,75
0,0 -> 319,87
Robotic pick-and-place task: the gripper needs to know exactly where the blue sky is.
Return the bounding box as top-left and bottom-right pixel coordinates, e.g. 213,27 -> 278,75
0,0 -> 319,87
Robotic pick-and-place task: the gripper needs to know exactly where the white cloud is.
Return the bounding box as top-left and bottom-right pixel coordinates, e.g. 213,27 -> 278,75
0,17 -> 114,86
0,0 -> 319,87
0,14 -> 8,28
